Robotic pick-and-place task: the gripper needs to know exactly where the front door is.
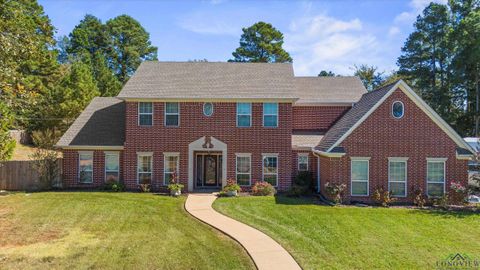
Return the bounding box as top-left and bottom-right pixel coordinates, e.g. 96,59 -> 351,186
204,155 -> 218,186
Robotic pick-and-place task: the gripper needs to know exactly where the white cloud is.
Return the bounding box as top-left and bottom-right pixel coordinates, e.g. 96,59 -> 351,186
285,14 -> 387,76
388,26 -> 400,37
394,0 -> 447,25
177,12 -> 240,36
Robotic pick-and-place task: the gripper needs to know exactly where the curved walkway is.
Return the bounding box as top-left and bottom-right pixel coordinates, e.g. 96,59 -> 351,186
185,193 -> 301,270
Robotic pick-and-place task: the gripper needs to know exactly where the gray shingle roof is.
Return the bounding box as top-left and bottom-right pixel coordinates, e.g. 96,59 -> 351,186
315,82 -> 396,152
294,76 -> 366,104
117,61 -> 297,100
56,97 -> 125,147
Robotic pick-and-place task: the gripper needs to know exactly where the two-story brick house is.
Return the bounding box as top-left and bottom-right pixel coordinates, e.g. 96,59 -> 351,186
56,61 -> 474,203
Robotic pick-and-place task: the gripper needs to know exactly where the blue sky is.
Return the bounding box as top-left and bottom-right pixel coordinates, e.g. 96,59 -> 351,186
39,0 -> 445,76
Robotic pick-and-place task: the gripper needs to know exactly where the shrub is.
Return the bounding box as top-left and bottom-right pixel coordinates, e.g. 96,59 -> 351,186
324,182 -> 346,204
104,179 -> 124,192
450,181 -> 467,205
372,187 -> 396,207
167,171 -> 184,193
413,188 -> 426,208
294,171 -> 314,190
251,181 -> 275,196
222,179 -> 241,192
30,129 -> 61,190
286,185 -> 307,197
434,194 -> 449,209
139,184 -> 150,193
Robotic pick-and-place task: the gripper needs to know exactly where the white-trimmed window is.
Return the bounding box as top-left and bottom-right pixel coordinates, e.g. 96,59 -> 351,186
138,102 -> 153,126
137,153 -> 152,184
236,154 -> 251,186
298,153 -> 309,171
388,158 -> 407,197
203,102 -> 214,117
351,158 -> 369,196
392,101 -> 404,119
105,152 -> 120,183
79,151 -> 93,183
427,158 -> 446,197
165,102 -> 179,126
263,103 -> 278,127
263,154 -> 278,186
237,103 -> 252,127
164,153 -> 179,185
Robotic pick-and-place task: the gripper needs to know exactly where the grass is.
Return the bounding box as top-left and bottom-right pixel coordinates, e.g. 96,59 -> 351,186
0,192 -> 255,270
11,143 -> 39,160
213,195 -> 480,270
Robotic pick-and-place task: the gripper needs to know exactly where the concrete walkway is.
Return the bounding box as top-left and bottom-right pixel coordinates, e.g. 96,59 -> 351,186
185,194 -> 301,270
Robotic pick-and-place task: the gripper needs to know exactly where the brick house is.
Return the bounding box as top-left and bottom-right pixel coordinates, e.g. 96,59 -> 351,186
56,62 -> 474,203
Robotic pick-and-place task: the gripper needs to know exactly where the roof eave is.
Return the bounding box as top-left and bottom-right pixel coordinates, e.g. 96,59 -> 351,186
312,149 -> 345,158
117,97 -> 299,103
56,145 -> 125,150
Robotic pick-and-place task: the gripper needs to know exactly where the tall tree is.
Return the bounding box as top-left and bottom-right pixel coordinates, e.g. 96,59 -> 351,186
0,0 -> 59,128
318,70 -> 336,77
353,64 -> 384,91
0,100 -> 16,163
229,22 -> 292,63
397,3 -> 453,123
67,15 -> 122,96
106,15 -> 158,83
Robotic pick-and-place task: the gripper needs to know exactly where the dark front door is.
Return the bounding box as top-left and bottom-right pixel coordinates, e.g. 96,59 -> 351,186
204,155 -> 218,186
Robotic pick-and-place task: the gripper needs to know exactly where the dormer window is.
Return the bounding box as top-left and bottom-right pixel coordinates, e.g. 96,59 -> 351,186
392,101 -> 404,119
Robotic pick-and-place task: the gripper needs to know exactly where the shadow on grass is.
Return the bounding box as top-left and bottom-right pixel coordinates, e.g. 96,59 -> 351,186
274,194 -> 317,205
409,207 -> 479,219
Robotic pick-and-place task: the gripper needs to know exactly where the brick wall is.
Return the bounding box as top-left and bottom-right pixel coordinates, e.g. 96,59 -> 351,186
319,88 -> 468,203
292,150 -> 318,190
122,102 -> 293,191
292,105 -> 350,131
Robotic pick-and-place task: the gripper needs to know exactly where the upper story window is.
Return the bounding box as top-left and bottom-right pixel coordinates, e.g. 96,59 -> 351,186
263,103 -> 278,127
165,102 -> 179,126
392,101 -> 404,119
79,151 -> 93,183
138,102 -> 153,126
203,102 -> 213,117
237,103 -> 252,127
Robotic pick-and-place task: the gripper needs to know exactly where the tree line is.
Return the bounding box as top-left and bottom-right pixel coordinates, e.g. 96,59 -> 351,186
0,0 -> 478,163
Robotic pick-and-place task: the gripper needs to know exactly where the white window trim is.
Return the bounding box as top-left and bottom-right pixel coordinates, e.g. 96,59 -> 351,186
236,153 -> 251,186
263,103 -> 278,128
351,158 -> 369,196
104,151 -> 120,183
203,102 -> 214,117
298,153 -> 309,171
164,102 -> 180,127
392,101 -> 405,119
262,154 -> 279,187
236,103 -> 252,127
138,102 -> 153,126
137,152 -> 153,184
163,152 -> 180,186
388,158 -> 407,198
78,151 -> 94,183
426,158 -> 446,197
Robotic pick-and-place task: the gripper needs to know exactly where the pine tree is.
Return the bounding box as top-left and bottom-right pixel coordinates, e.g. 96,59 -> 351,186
229,22 -> 292,63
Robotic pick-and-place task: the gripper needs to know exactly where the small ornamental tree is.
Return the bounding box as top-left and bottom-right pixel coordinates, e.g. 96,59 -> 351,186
0,100 -> 15,165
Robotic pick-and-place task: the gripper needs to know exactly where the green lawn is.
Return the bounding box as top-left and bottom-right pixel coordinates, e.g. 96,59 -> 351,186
0,192 -> 254,270
213,196 -> 480,270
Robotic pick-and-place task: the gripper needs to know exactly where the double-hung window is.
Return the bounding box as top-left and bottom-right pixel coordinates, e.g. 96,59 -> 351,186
298,154 -> 309,171
165,102 -> 179,126
236,154 -> 251,186
351,158 -> 369,196
137,153 -> 152,184
237,103 -> 252,127
79,151 -> 93,183
105,152 -> 120,183
263,103 -> 278,127
164,153 -> 179,185
263,154 -> 278,186
427,158 -> 446,197
138,102 -> 153,126
388,158 -> 407,197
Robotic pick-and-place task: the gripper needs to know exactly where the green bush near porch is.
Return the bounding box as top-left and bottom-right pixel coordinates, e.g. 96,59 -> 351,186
213,196 -> 480,270
0,192 -> 254,269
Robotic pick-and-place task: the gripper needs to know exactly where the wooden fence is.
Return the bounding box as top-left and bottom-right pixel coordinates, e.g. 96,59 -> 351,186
0,159 -> 62,191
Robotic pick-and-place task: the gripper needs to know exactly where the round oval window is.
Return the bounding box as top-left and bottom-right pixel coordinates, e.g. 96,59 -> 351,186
392,101 -> 404,119
203,102 -> 213,116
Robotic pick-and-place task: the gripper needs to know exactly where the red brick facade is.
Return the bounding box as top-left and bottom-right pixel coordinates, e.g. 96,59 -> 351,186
319,88 -> 468,203
292,105 -> 350,131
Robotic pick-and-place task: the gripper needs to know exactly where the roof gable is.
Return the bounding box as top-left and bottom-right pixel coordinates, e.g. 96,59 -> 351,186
316,80 -> 475,155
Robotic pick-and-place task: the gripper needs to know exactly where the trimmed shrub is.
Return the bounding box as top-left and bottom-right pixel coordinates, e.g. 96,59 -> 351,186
251,181 -> 276,196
